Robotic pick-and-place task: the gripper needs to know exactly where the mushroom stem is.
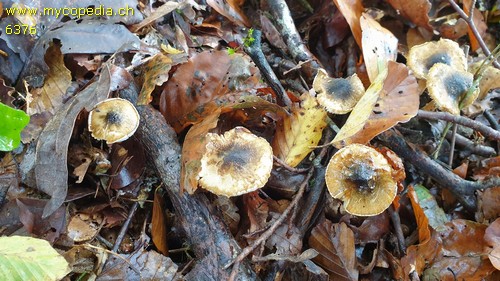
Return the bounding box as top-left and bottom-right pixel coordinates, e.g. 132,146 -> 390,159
417,110 -> 500,141
378,130 -> 500,211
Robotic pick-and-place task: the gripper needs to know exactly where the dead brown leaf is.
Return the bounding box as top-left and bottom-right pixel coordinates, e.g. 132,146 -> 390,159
463,0 -> 488,52
152,189 -> 169,256
332,0 -> 364,49
206,0 -> 250,27
309,220 -> 358,281
485,218 -> 500,270
386,0 -> 433,31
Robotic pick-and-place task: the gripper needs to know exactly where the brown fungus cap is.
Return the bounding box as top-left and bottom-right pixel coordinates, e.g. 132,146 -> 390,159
325,144 -> 397,216
198,127 -> 273,197
407,38 -> 467,80
427,63 -> 478,115
88,98 -> 140,144
313,68 -> 365,114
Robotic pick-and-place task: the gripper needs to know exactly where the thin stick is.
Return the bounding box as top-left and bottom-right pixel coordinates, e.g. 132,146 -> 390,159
388,205 -> 406,257
417,110 -> 500,141
448,123 -> 458,167
447,0 -> 500,68
273,155 -> 309,173
112,201 -> 139,253
226,168 -> 315,280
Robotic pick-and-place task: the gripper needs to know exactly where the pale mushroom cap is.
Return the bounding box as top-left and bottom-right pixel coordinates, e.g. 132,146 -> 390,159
88,98 -> 140,144
408,38 -> 467,79
427,63 -> 478,115
198,127 -> 273,197
325,144 -> 397,216
313,68 -> 365,114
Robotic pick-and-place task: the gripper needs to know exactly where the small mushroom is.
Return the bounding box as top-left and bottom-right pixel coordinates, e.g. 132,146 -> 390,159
198,127 -> 273,197
407,38 -> 467,79
88,98 -> 140,144
325,144 -> 397,216
313,68 -> 365,114
427,63 -> 478,115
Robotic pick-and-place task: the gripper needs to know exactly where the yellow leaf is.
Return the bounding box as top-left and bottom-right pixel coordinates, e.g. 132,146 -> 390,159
272,93 -> 327,167
161,43 -> 184,54
138,53 -> 173,105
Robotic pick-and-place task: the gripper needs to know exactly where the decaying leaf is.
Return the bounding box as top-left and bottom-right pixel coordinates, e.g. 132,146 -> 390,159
138,53 -> 173,105
485,218 -> 500,270
332,61 -> 418,147
309,220 -> 358,281
401,186 -> 442,276
206,0 -> 250,27
360,13 -> 398,83
463,0 -> 488,52
27,43 -> 71,115
413,184 -> 449,231
160,50 -> 260,132
332,0 -> 364,48
35,65 -> 116,218
386,0 -> 433,31
272,93 -> 327,167
67,213 -> 103,242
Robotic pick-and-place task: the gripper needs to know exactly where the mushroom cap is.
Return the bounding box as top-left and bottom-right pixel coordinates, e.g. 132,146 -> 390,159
427,63 -> 478,115
88,98 -> 140,144
407,38 -> 467,79
325,144 -> 397,216
313,68 -> 365,114
198,126 -> 273,197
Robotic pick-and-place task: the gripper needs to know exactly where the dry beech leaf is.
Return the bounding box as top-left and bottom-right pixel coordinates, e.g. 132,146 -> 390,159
401,186 -> 442,276
138,53 -> 173,105
206,0 -> 250,27
243,191 -> 269,234
332,0 -> 364,48
27,43 -> 71,115
477,66 -> 500,100
180,109 -> 221,194
386,0 -> 433,31
424,220 -> 497,279
332,61 -> 418,147
131,1 -> 183,32
485,218 -> 500,270
309,220 -> 358,281
152,190 -> 168,256
213,196 -> 241,234
35,65 -> 117,218
272,93 -> 327,167
160,51 -> 260,132
67,213 -> 103,242
360,13 -> 398,83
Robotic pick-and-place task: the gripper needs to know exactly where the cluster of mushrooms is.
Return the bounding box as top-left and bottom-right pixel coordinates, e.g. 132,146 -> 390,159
85,38 -> 484,217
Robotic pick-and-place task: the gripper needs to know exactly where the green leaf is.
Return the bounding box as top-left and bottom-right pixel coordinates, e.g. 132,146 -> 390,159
0,236 -> 71,281
0,102 -> 30,151
414,184 -> 449,231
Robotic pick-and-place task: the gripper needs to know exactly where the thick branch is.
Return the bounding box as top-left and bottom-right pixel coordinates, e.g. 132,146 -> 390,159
119,84 -> 257,281
378,130 -> 500,211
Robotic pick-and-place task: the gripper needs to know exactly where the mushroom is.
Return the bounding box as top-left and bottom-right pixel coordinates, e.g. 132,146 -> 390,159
325,144 -> 397,216
407,38 -> 467,79
198,126 -> 273,197
427,63 -> 478,115
313,68 -> 365,114
88,98 -> 140,144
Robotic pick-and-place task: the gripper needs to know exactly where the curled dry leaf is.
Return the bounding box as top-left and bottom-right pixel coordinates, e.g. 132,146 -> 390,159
272,93 -> 327,167
484,218 -> 500,270
332,0 -> 364,48
386,0 -> 433,31
152,190 -> 168,256
360,13 -> 398,83
401,186 -> 442,276
309,220 -> 358,281
332,61 -> 419,147
206,0 -> 250,27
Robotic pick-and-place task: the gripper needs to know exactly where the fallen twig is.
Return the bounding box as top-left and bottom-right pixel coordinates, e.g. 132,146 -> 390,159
267,0 -> 321,80
244,29 -> 292,108
112,201 -> 138,253
445,130 -> 496,157
378,129 -> 500,211
447,0 -> 500,68
417,110 -> 500,141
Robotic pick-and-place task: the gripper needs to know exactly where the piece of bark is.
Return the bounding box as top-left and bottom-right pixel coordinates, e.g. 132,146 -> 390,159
119,82 -> 257,280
